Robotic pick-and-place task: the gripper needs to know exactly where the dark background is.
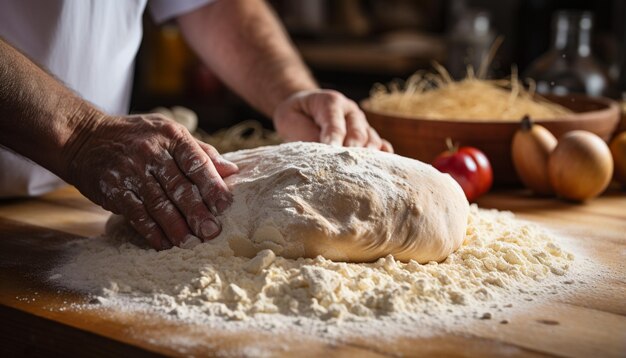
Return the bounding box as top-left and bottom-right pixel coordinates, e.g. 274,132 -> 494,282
129,0 -> 625,133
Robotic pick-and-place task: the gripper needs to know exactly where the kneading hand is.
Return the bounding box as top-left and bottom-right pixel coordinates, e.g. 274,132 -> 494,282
66,114 -> 238,250
273,89 -> 393,152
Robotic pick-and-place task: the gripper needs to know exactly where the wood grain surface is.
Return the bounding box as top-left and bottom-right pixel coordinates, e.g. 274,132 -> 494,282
0,186 -> 624,357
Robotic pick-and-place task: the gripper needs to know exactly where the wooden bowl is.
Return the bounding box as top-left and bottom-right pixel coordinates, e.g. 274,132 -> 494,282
362,94 -> 620,185
617,101 -> 626,137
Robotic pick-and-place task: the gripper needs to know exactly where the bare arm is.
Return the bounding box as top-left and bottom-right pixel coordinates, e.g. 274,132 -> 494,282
0,37 -> 101,178
177,0 -> 316,117
177,0 -> 392,151
0,37 -> 236,249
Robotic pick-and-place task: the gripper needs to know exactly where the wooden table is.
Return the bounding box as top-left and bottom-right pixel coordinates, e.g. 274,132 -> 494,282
0,186 -> 625,357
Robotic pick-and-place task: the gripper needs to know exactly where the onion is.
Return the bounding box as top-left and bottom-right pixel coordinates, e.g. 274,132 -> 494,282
610,132 -> 626,187
548,131 -> 613,201
511,116 -> 557,195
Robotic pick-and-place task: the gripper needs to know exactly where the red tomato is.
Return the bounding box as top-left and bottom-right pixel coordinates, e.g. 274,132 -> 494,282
458,147 -> 493,195
432,140 -> 493,202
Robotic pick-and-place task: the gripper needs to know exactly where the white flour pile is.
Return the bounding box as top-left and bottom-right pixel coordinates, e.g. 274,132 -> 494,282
50,206 -> 574,327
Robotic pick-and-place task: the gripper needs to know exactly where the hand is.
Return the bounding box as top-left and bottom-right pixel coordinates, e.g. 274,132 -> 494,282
273,89 -> 393,152
65,114 -> 238,250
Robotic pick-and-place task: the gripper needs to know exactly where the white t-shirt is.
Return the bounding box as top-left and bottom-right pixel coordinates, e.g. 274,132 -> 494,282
0,0 -> 212,198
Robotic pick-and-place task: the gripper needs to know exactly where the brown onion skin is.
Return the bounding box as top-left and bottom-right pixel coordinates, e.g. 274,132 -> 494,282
610,132 -> 626,187
512,117 -> 557,195
548,130 -> 613,202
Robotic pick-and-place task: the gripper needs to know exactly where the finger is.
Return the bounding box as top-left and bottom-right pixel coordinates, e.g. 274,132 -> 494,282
171,135 -> 232,214
196,140 -> 239,178
381,139 -> 394,153
275,111 -> 320,142
118,189 -> 170,250
139,171 -> 193,247
309,93 -> 347,146
153,161 -> 222,242
344,107 -> 370,147
365,127 -> 383,149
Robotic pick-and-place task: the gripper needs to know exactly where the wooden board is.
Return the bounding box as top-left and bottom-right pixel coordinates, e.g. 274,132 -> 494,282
0,186 -> 625,357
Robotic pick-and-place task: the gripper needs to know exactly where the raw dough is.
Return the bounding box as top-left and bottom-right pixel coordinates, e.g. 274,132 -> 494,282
107,142 -> 469,263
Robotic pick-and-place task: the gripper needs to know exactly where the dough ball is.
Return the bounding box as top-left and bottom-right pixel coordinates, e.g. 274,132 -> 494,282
220,142 -> 469,263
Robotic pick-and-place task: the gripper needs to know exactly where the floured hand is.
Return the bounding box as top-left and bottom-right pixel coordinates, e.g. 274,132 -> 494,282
66,114 -> 238,250
273,89 -> 393,152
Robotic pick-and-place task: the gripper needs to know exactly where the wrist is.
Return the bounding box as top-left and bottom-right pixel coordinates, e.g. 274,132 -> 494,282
270,85 -> 318,122
267,63 -> 318,119
60,101 -> 107,182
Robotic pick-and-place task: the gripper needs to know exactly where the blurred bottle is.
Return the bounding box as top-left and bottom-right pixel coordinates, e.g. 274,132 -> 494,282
145,24 -> 193,96
525,11 -> 616,98
446,9 -> 495,80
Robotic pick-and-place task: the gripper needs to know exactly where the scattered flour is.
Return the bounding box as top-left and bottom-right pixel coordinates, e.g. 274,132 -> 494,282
50,206 -> 574,335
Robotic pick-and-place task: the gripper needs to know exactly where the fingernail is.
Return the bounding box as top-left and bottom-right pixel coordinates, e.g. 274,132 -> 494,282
217,157 -> 239,174
218,155 -> 238,168
215,197 -> 231,214
322,135 -> 342,146
181,235 -> 202,249
200,219 -> 221,239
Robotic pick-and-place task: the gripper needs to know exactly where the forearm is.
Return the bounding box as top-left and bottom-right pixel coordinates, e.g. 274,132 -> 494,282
0,37 -> 102,179
177,0 -> 317,118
